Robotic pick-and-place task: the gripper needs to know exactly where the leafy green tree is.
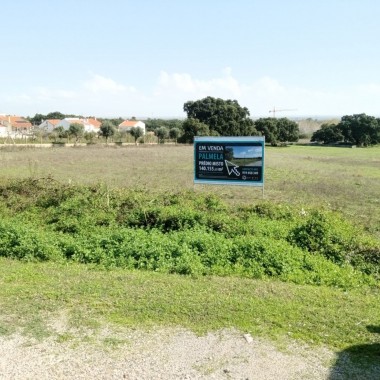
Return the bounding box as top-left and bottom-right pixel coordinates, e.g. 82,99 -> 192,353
338,113 -> 380,146
224,147 -> 234,161
84,131 -> 97,144
129,126 -> 144,144
107,117 -> 124,127
169,127 -> 181,144
99,120 -> 116,143
311,123 -> 343,144
155,126 -> 169,143
254,118 -> 279,145
69,123 -> 84,145
145,119 -> 183,133
276,118 -> 299,143
29,111 -> 86,127
28,113 -> 46,126
46,111 -> 66,120
254,117 -> 299,145
179,118 -> 210,143
49,126 -> 66,142
183,96 -> 257,136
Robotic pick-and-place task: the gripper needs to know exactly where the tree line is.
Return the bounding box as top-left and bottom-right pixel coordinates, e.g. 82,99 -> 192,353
311,113 -> 380,146
26,99 -> 380,146
180,96 -> 299,145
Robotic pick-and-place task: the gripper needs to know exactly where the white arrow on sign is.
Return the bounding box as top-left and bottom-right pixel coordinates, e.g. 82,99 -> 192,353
225,160 -> 240,176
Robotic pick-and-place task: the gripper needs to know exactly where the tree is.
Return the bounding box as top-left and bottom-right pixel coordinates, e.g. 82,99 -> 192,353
179,118 -> 209,143
253,118 -> 278,145
254,117 -> 299,145
99,120 -> 116,143
84,131 -> 97,144
129,126 -> 144,144
169,127 -> 181,144
311,123 -> 343,144
49,126 -> 66,142
276,118 -> 300,143
145,119 -> 183,133
155,126 -> 169,143
28,111 -> 79,126
183,96 -> 257,136
68,122 -> 84,145
28,113 -> 46,126
338,113 -> 380,146
31,126 -> 46,143
46,111 -> 65,120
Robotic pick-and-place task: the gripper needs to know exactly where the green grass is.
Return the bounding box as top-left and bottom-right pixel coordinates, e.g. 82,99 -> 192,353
0,257 -> 379,352
0,179 -> 378,286
0,144 -> 378,233
0,144 -> 379,374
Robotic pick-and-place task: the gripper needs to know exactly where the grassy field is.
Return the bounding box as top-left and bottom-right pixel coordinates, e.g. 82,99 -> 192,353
0,258 -> 379,349
0,143 -> 379,375
0,144 -> 379,233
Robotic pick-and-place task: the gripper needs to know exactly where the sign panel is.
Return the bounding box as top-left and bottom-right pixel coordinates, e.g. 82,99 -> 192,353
194,136 -> 265,186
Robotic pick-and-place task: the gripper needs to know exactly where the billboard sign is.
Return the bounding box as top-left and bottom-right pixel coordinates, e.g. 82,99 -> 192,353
194,136 -> 265,186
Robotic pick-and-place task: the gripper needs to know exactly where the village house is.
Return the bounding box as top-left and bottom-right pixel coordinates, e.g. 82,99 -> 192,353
38,119 -> 61,132
55,117 -> 101,133
0,115 -> 32,137
118,120 -> 146,134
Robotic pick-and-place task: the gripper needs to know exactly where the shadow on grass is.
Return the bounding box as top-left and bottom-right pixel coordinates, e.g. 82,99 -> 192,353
328,325 -> 380,379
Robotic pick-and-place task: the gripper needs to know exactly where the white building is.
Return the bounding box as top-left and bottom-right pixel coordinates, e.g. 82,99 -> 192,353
38,119 -> 61,132
0,115 -> 32,138
118,120 -> 146,134
55,118 -> 101,133
0,126 -> 7,137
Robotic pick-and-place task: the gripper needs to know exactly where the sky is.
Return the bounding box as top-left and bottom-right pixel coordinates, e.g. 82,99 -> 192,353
2,0 -> 380,119
230,146 -> 262,159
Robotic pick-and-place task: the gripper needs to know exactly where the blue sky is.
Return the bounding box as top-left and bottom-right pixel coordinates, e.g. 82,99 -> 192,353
2,0 -> 380,119
229,146 -> 262,159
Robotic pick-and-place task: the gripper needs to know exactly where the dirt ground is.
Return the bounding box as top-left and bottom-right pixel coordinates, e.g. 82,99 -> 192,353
0,327 -> 339,380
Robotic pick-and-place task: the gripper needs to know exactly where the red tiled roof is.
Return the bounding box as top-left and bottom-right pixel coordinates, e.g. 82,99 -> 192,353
47,119 -> 60,125
0,115 -> 32,128
87,118 -> 101,127
119,120 -> 138,128
65,118 -> 100,128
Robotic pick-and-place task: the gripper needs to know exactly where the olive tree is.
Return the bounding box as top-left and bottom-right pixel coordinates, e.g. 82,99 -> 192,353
169,127 -> 181,144
99,120 -> 116,144
68,122 -> 84,145
155,126 -> 169,144
129,126 -> 144,144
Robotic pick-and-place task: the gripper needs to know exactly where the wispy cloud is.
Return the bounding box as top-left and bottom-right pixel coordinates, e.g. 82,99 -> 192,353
83,74 -> 134,94
3,70 -> 380,118
156,67 -> 241,97
35,87 -> 77,100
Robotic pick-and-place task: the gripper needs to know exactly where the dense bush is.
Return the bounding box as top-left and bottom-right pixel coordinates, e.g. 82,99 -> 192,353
311,113 -> 380,146
0,179 -> 379,289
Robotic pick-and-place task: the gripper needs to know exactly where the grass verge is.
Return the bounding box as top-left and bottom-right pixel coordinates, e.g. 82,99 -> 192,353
0,258 -> 379,352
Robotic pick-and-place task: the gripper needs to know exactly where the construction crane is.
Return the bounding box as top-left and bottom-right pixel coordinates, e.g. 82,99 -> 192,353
269,107 -> 297,118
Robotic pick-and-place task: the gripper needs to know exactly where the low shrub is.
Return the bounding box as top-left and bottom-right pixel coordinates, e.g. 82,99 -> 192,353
0,220 -> 62,262
0,179 -> 378,288
287,210 -> 380,277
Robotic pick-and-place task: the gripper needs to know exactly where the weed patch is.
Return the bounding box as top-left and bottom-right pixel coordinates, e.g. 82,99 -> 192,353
0,179 -> 378,289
